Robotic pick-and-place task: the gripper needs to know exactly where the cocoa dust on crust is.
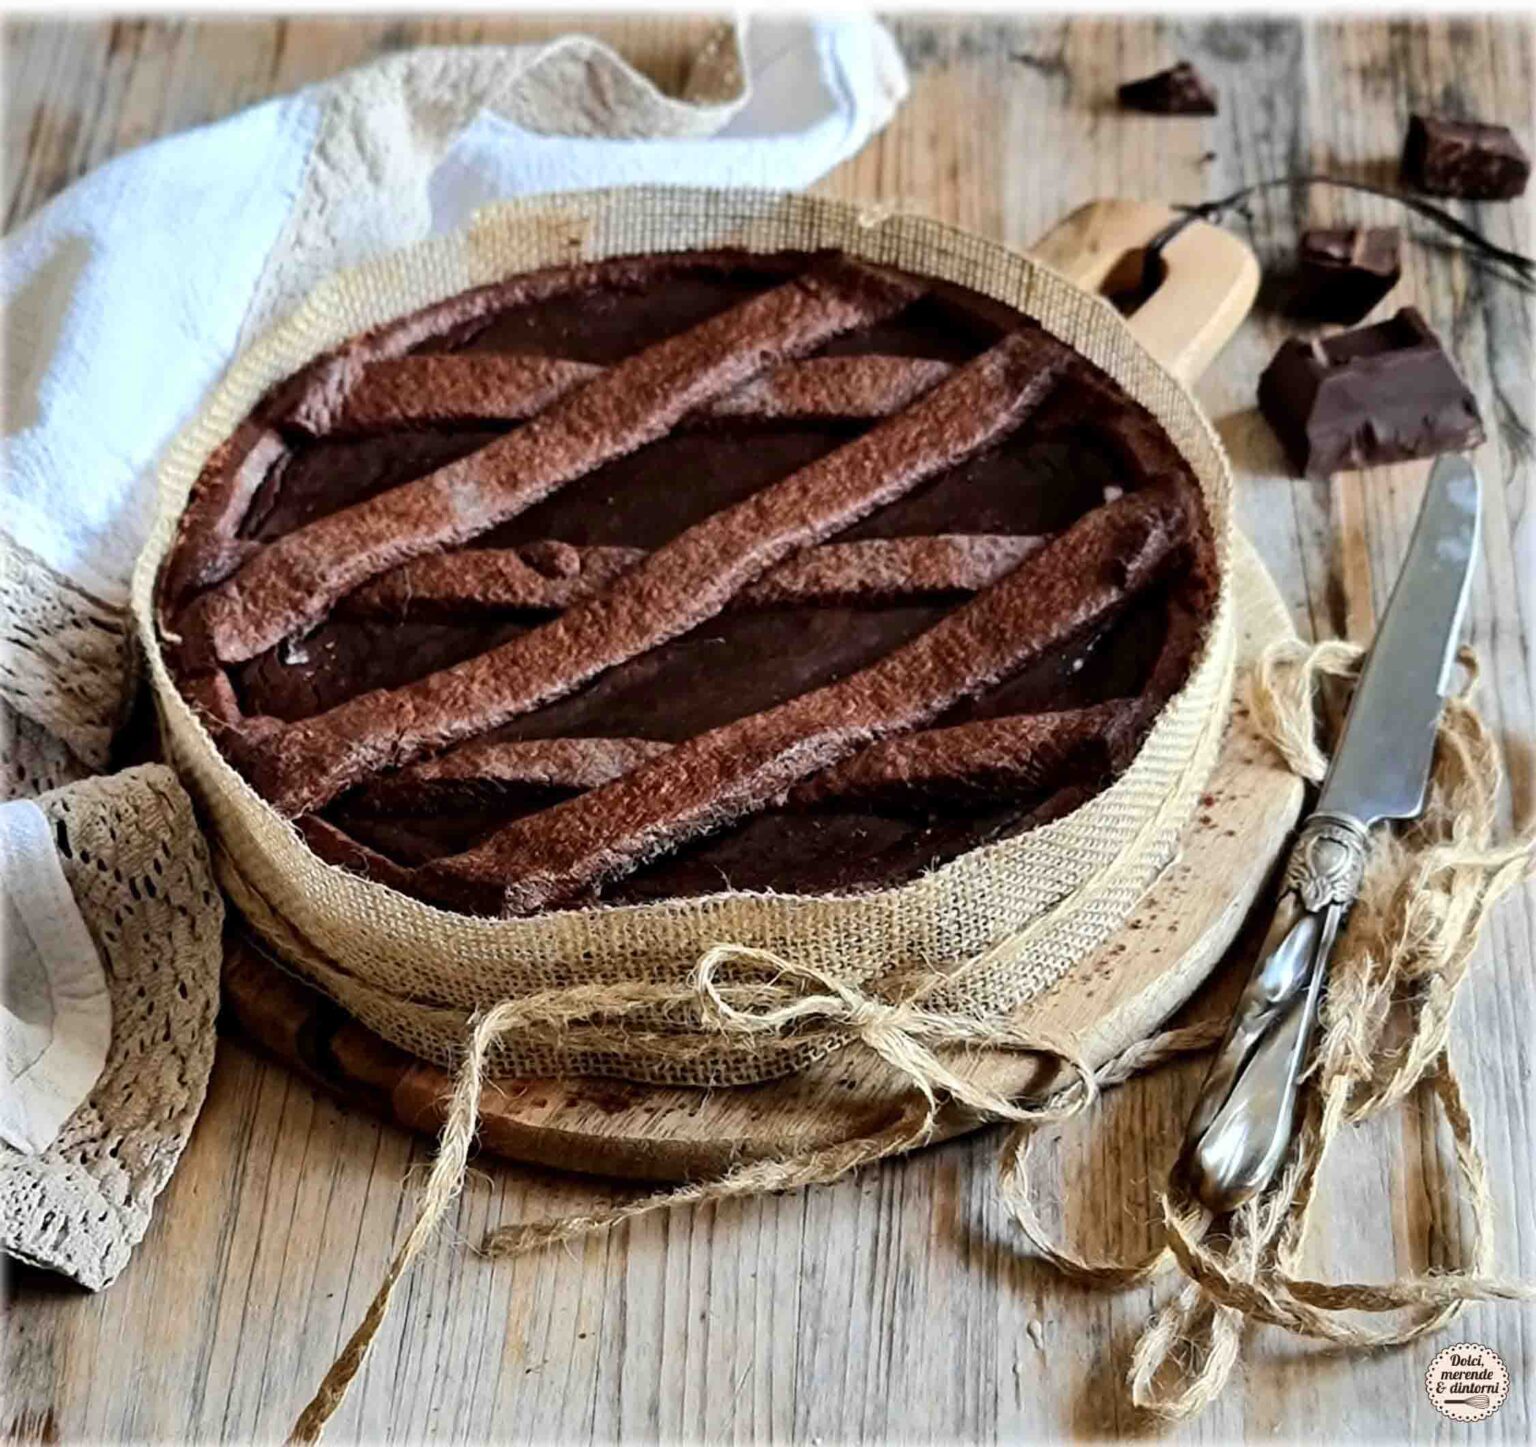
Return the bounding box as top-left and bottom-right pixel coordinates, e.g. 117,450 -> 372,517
161,248 -> 1217,915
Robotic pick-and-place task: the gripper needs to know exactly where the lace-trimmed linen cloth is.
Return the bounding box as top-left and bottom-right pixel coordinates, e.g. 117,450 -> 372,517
0,18 -> 905,1284
1,795 -> 111,1156
0,766 -> 223,1290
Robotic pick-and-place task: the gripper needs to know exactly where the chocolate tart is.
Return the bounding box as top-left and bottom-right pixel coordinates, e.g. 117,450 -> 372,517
159,248 -> 1216,918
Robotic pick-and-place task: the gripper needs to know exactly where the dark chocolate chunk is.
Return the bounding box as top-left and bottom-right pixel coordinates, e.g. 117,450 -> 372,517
1293,227 -> 1401,324
1117,62 -> 1217,117
1257,308 -> 1484,479
1401,114 -> 1530,201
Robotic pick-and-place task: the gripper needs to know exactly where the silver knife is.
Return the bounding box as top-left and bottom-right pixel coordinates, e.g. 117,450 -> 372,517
1180,453 -> 1482,1213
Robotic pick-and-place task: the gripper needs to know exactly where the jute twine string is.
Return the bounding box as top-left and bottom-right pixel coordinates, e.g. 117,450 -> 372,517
289,639 -> 1533,1441
994,639 -> 1535,1420
291,947 -> 1103,1441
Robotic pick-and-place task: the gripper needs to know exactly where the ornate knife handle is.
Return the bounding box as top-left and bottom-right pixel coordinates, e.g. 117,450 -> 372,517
1282,813 -> 1370,910
1179,812 -> 1370,1213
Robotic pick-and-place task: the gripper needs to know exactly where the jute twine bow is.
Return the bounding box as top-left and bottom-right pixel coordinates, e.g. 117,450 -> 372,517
290,639 -> 1534,1442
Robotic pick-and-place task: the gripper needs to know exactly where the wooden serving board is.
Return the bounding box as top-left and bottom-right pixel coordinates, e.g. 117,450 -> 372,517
224,201 -> 1304,1183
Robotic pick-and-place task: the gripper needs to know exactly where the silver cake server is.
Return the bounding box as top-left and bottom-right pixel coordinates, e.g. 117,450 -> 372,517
1180,452 -> 1482,1213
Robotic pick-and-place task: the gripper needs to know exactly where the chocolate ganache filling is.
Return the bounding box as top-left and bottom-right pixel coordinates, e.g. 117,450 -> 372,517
160,248 -> 1216,916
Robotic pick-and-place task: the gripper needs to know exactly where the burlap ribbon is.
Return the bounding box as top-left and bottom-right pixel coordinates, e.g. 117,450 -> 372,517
290,639 -> 1534,1441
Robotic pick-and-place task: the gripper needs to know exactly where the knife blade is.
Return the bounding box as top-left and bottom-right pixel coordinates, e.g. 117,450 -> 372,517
1315,453 -> 1482,825
1180,454 -> 1482,1212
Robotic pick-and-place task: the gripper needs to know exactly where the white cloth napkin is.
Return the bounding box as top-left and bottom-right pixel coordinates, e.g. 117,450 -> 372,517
0,15 -> 907,608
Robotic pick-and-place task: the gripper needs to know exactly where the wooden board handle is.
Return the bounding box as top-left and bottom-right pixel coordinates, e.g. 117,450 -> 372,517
1030,199 -> 1259,386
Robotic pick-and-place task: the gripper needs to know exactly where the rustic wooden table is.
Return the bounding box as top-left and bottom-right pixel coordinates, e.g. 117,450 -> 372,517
4,13 -> 1532,1444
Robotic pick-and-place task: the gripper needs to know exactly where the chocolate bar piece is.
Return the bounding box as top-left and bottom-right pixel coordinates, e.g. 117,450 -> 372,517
1257,308 -> 1484,479
1117,62 -> 1217,116
1401,114 -> 1530,200
1293,227 -> 1401,324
